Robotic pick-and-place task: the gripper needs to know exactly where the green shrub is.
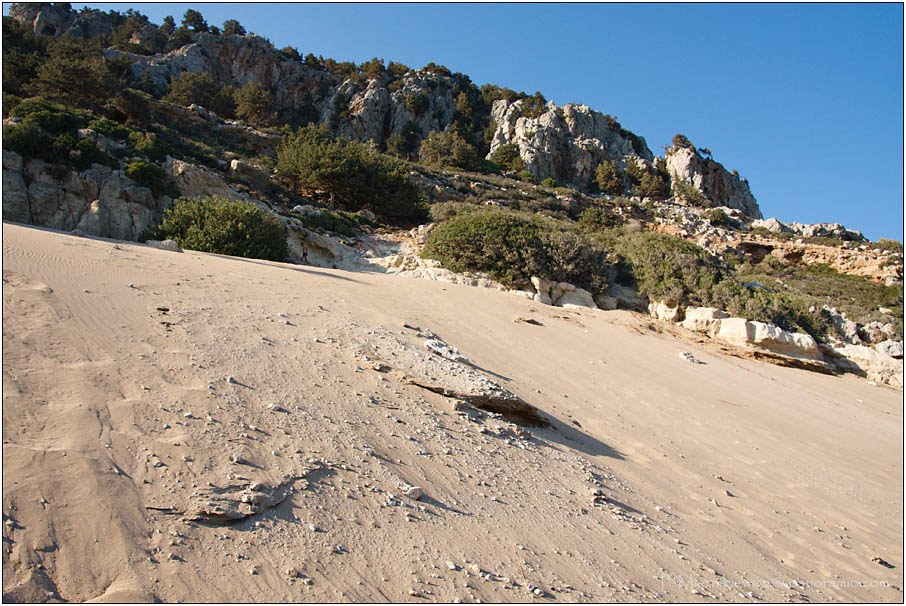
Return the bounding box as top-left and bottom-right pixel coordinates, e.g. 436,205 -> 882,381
418,129 -> 479,170
234,81 -> 275,126
477,159 -> 500,174
422,208 -> 611,293
578,207 -> 621,231
672,179 -> 709,207
10,98 -> 83,133
428,201 -> 481,223
129,131 -> 173,162
87,117 -> 130,139
71,138 -> 114,170
489,143 -> 524,173
3,121 -> 53,158
292,206 -> 370,237
163,72 -> 236,117
516,169 -> 536,183
705,208 -> 730,227
276,125 -> 426,223
671,133 -> 695,151
405,93 -> 429,116
608,229 -> 727,306
540,177 -> 558,188
28,36 -> 115,108
595,160 -> 623,195
126,160 -> 172,196
155,196 -> 288,261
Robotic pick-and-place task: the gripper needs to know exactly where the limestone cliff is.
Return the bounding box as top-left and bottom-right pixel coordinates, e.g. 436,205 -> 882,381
487,100 -> 652,190
665,145 -> 761,218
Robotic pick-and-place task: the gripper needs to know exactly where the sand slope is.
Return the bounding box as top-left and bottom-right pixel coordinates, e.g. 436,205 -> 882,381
2,222 -> 902,603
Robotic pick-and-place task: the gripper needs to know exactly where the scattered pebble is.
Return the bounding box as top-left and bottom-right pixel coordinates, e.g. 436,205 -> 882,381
404,485 -> 424,500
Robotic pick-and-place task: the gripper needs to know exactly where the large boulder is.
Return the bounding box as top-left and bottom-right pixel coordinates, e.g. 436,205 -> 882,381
665,145 -> 762,219
529,276 -> 598,309
713,317 -> 820,360
556,287 -> 597,310
648,299 -> 683,323
487,100 -> 652,190
679,307 -> 729,334
827,344 -> 904,389
601,283 -> 648,312
748,322 -> 820,358
166,159 -> 245,200
875,340 -> 904,359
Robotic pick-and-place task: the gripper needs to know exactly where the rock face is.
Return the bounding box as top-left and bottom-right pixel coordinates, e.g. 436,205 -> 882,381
113,35 -> 460,153
719,233 -> 903,285
487,100 -> 652,189
9,3 -> 118,38
115,33 -> 338,128
681,315 -> 821,361
166,158 -> 246,201
328,71 -> 458,150
2,151 -> 169,240
665,145 -> 762,219
1,150 -> 262,241
826,344 -> 904,389
678,307 -> 729,333
751,218 -> 866,242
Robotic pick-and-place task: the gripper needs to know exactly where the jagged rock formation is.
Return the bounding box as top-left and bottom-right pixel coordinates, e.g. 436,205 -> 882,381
5,3 -> 764,217
487,100 -> 652,189
2,151 -> 166,240
665,144 -> 762,218
8,3 -> 118,39
751,217 -> 866,241
720,233 -> 903,285
113,34 -> 338,127
0,150 -> 262,241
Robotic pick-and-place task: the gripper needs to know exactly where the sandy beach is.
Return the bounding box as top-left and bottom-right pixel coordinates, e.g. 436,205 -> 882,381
2,222 -> 902,603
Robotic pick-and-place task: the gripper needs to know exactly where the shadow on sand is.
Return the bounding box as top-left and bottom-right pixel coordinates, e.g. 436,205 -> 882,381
533,413 -> 626,460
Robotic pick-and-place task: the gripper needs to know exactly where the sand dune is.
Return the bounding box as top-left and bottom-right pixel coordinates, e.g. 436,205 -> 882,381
2,222 -> 902,603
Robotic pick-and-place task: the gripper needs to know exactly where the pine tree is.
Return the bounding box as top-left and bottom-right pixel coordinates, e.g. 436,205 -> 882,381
29,36 -> 114,108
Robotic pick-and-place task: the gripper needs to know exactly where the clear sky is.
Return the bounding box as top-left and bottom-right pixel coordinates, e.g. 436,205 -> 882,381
24,3 -> 906,240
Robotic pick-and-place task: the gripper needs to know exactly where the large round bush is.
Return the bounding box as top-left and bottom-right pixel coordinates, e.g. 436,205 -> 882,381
156,196 -> 288,261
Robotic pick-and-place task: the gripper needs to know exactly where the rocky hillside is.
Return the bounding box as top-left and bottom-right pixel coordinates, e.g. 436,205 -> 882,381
7,2 -> 755,213
3,3 -> 902,388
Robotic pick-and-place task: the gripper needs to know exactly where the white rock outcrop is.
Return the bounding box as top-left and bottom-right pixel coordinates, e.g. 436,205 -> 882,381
665,145 -> 762,219
711,318 -> 821,360
875,340 -> 904,360
648,300 -> 683,323
678,307 -> 730,333
751,218 -> 865,242
487,100 -> 652,190
529,277 -> 597,309
166,158 -> 246,201
827,344 -> 904,389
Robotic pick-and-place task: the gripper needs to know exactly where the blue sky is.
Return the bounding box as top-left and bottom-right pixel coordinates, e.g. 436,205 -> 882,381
20,3 -> 906,240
